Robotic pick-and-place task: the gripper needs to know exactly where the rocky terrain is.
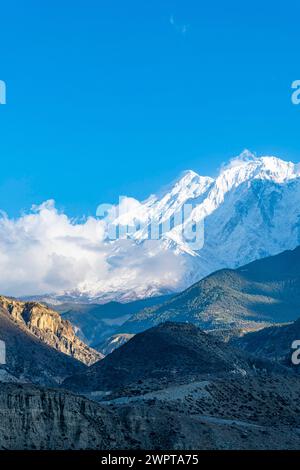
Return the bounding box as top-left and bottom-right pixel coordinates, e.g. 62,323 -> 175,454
0,383 -> 128,450
2,263 -> 300,450
2,377 -> 300,450
232,318 -> 300,368
119,246 -> 300,335
60,322 -> 300,450
0,296 -> 102,365
0,309 -> 87,386
1,323 -> 300,450
111,374 -> 300,450
62,322 -> 288,394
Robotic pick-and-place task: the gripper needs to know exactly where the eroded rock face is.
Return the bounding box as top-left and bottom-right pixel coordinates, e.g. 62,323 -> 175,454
0,383 -> 128,450
0,311 -> 89,386
2,378 -> 300,450
0,297 -> 102,366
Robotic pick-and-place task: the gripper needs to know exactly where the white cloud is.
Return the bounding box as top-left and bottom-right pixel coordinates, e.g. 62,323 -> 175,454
0,200 -> 185,298
169,15 -> 189,35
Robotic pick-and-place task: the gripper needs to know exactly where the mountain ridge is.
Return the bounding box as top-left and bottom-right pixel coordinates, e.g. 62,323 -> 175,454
231,317 -> 300,368
118,245 -> 300,335
62,322 -> 289,394
22,151 -> 300,303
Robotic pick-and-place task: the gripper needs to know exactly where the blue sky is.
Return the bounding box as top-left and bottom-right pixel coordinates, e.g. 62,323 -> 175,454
0,0 -> 300,217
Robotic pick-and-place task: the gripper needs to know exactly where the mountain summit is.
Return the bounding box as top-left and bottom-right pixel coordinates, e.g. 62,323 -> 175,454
10,152 -> 300,303
79,152 -> 300,301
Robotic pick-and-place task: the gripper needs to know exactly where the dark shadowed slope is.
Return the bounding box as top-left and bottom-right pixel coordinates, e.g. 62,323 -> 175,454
119,246 -> 300,334
231,317 -> 300,369
63,322 -> 286,393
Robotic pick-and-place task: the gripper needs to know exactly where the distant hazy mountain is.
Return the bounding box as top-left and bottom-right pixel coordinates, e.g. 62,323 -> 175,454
119,246 -> 300,335
0,296 -> 102,367
23,151 -> 300,303
57,295 -> 171,346
63,322 -> 286,394
232,318 -> 300,368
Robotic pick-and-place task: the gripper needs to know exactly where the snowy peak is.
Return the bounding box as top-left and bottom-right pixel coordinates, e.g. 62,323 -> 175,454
111,152 -> 298,236
16,150 -> 300,304
220,151 -> 300,185
112,169 -> 214,230
258,156 -> 300,182
224,149 -> 258,168
77,150 -> 300,300
151,170 -> 214,212
176,169 -> 201,181
150,169 -> 214,205
157,152 -> 300,225
173,169 -> 213,187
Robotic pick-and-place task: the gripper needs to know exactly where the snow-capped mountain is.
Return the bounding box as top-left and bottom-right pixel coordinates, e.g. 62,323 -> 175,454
10,150 -> 300,303
91,149 -> 300,300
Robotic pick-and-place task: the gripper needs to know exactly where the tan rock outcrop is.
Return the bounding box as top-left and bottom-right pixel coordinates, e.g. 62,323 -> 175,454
0,296 -> 102,366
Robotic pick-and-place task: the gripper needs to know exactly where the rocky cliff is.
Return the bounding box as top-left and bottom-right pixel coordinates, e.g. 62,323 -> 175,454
0,308 -> 88,386
0,296 -> 102,366
0,383 -> 128,450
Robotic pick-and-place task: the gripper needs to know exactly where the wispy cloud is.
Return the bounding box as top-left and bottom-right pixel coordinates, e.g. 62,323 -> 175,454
169,15 -> 189,35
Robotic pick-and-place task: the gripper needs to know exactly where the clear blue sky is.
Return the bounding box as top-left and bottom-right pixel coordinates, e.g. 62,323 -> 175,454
0,0 -> 300,216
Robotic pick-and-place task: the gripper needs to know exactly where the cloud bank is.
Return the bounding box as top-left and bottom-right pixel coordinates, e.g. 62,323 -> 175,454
0,200 -> 184,298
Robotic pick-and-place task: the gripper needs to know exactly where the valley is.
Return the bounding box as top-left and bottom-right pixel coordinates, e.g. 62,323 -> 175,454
2,156 -> 300,451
